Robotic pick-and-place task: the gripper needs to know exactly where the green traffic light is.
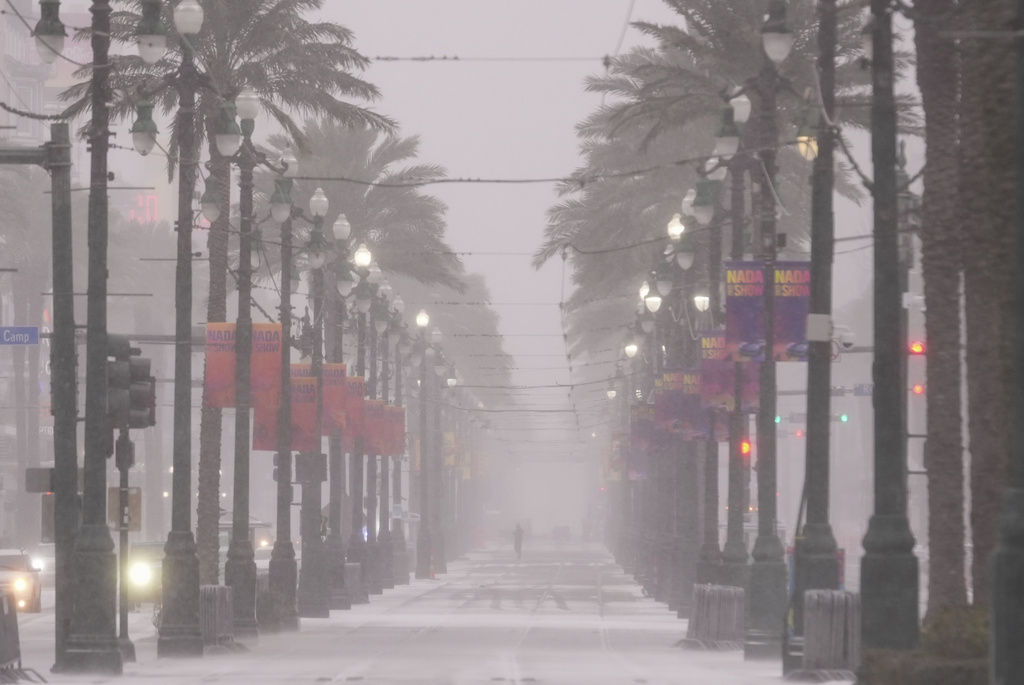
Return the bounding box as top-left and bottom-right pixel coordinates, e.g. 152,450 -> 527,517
840,414 -> 849,422
775,415 -> 781,424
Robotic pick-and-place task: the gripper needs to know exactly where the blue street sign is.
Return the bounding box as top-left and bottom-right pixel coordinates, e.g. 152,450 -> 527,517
0,327 -> 39,345
853,383 -> 874,397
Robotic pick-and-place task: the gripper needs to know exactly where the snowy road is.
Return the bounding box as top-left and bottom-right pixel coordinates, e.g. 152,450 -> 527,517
16,541 -> 852,684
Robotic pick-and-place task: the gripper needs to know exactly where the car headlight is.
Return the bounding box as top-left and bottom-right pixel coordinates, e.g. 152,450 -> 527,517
30,558 -> 44,572
129,562 -> 153,587
13,578 -> 26,592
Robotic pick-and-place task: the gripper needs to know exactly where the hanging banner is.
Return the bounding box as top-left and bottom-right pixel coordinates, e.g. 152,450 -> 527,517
204,323 -> 236,407
321,364 -> 347,437
700,330 -> 760,414
364,400 -> 386,455
725,261 -> 765,362
657,369 -> 709,440
343,377 -> 365,453
773,261 -> 811,361
290,364 -> 318,452
250,323 -> 283,410
251,402 -> 278,452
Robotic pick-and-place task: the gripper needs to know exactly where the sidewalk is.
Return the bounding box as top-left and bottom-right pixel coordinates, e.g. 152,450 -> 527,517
16,543 -> 854,684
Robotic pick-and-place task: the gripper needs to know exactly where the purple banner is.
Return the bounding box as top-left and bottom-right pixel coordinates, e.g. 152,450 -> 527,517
700,330 -> 760,414
725,261 -> 765,362
655,369 -> 709,441
773,261 -> 810,361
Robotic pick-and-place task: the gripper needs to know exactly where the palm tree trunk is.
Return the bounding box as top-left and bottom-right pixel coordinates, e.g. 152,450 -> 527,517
195,137 -> 232,586
961,0 -> 1015,607
914,0 -> 968,615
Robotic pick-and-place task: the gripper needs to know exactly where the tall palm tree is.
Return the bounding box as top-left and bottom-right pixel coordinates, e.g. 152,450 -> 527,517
61,0 -> 395,583
535,0 -> 884,360
263,121 -> 463,292
913,0 -> 967,617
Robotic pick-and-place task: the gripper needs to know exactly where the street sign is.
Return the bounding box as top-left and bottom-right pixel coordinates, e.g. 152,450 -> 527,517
853,383 -> 874,397
107,486 -> 142,532
0,327 -> 39,345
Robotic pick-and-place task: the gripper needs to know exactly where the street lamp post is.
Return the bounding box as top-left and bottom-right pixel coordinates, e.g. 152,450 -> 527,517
268,162 -> 300,630
792,0 -> 840,648
297,188 -> 331,618
60,0 -> 123,672
223,92 -> 258,640
326,213 -> 353,611
392,313 -> 411,584
745,0 -> 793,660
860,0 -> 919,651
364,289 -> 382,595
377,299 -> 395,589
415,312 -> 432,579
431,331 -> 447,574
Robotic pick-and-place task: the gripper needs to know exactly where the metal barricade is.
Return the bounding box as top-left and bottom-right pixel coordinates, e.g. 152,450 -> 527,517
679,584 -> 745,650
199,585 -> 236,650
797,590 -> 860,679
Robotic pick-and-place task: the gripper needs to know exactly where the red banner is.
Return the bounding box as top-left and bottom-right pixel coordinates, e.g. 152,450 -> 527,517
290,364 -> 318,452
364,400 -> 386,455
204,323 -> 236,407
251,323 -> 282,411
343,377 -> 365,453
321,364 -> 347,437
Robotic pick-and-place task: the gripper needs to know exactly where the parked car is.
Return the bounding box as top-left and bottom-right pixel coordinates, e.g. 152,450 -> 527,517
0,549 -> 41,612
127,541 -> 166,606
29,543 -> 56,588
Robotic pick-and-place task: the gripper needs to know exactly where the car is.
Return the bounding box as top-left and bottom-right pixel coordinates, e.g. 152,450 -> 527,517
127,541 -> 166,606
29,543 -> 56,588
0,549 -> 42,613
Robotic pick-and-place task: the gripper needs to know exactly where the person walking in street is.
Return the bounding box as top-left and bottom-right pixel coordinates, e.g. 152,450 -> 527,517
513,523 -> 524,560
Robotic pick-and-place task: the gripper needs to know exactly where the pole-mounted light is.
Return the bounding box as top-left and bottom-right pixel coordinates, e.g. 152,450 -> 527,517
639,281 -> 650,301
761,0 -> 794,64
714,105 -> 741,160
416,310 -> 429,329
215,102 -> 242,157
173,0 -> 205,36
692,175 -> 720,227
624,339 -> 639,359
430,327 -> 443,345
270,178 -> 293,224
281,149 -> 299,179
353,243 -> 373,270
355,282 -> 372,313
135,0 -> 167,64
200,175 -> 221,223
392,295 -> 405,314
667,213 -> 685,241
694,294 -> 711,312
309,187 -> 329,218
729,91 -> 752,124
130,101 -> 159,157
796,105 -> 820,161
654,262 -> 674,296
335,266 -> 355,297
333,214 -> 351,242
367,263 -> 383,285
235,87 -> 260,122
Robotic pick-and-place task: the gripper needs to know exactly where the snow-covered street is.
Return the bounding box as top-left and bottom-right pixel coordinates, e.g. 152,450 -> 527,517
14,541 -> 852,684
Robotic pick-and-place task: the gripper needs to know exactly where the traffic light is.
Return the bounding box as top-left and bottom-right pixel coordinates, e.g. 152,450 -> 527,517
128,356 -> 156,428
740,437 -> 752,462
912,383 -> 926,396
908,340 -> 926,355
107,334 -> 138,430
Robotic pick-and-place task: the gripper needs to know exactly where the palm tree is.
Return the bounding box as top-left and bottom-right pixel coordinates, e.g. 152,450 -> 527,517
262,121 -> 463,292
535,0 -> 883,360
913,0 -> 967,617
957,0 -> 1015,609
61,0 -> 395,583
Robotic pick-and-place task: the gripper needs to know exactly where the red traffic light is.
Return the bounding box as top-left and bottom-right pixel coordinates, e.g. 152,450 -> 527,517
740,439 -> 752,456
908,340 -> 926,355
912,383 -> 926,395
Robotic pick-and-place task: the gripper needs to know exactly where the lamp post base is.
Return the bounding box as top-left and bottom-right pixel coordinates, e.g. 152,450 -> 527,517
297,541 -> 330,619
860,513 -> 919,651
744,534 -> 787,661
268,542 -> 300,632
392,522 -> 409,585
325,533 -> 351,610
157,531 -> 204,658
378,531 -> 395,589
62,524 -> 122,674
415,528 -> 432,579
224,542 -> 260,639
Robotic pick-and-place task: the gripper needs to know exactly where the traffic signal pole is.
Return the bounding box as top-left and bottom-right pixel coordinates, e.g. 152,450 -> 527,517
115,431 -> 135,663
